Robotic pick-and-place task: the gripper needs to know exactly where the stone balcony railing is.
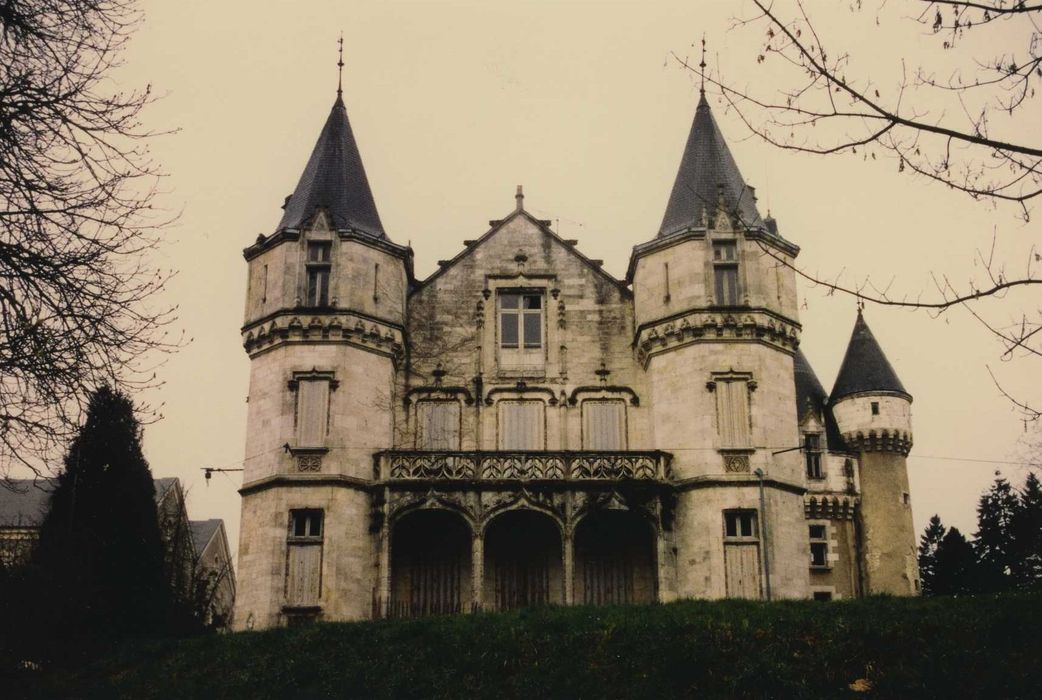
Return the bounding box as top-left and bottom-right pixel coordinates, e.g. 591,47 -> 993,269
375,450 -> 673,483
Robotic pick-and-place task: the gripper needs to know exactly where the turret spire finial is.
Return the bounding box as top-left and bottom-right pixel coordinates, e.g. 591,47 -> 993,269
516,185 -> 524,211
337,33 -> 345,99
699,34 -> 707,96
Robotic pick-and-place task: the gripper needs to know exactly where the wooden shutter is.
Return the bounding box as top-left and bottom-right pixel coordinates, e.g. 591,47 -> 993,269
498,401 -> 544,450
716,379 -> 750,447
287,543 -> 322,604
297,379 -> 330,447
724,543 -> 761,599
417,401 -> 461,450
582,401 -> 626,450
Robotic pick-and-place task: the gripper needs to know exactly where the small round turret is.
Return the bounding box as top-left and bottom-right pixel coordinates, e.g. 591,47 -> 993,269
830,310 -> 912,455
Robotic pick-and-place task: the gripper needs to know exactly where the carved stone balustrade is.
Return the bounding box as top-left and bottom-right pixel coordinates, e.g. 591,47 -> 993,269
375,450 -> 673,484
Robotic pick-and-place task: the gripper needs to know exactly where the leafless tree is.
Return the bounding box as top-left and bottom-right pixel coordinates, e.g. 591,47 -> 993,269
675,0 -> 1041,420
0,0 -> 179,478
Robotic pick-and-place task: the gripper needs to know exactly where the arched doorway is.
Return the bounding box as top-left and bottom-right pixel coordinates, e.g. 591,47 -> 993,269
483,510 -> 563,610
574,510 -> 656,605
390,509 -> 471,617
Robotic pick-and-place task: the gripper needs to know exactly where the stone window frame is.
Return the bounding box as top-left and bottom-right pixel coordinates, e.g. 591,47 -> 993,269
288,370 -> 339,456
705,224 -> 750,308
707,370 -> 756,458
413,396 -> 464,450
483,274 -> 558,379
722,509 -> 759,542
579,397 -> 629,451
808,521 -> 831,570
494,395 -> 551,450
298,214 -> 336,308
804,432 -> 824,480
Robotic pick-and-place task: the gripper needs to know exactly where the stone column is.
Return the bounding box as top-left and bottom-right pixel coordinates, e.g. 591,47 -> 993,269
563,531 -> 575,605
471,530 -> 484,611
378,490 -> 392,617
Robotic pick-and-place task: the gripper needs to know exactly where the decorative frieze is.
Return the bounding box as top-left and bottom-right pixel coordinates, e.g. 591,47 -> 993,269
804,494 -> 858,520
242,311 -> 405,362
380,450 -> 672,482
635,310 -> 800,365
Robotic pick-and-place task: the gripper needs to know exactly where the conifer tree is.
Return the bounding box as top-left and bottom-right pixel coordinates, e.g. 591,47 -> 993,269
918,515 -> 947,596
33,386 -> 170,638
975,475 -> 1020,593
1012,472 -> 1042,589
932,527 -> 979,597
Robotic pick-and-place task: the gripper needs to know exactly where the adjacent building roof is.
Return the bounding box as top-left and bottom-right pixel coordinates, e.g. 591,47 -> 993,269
190,519 -> 223,558
275,95 -> 386,239
0,479 -> 54,527
659,94 -> 763,237
831,311 -> 910,402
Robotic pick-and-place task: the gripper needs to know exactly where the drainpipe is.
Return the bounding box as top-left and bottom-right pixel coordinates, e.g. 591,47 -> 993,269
754,468 -> 772,601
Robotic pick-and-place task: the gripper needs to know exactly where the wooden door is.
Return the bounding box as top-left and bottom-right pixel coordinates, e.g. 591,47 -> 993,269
724,542 -> 762,599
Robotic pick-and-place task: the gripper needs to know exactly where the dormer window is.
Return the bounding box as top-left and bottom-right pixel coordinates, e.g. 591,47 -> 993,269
712,241 -> 739,305
804,433 -> 823,480
498,291 -> 544,373
306,241 -> 332,307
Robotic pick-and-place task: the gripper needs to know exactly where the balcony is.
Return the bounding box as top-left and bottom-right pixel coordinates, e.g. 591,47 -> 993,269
375,450 -> 673,484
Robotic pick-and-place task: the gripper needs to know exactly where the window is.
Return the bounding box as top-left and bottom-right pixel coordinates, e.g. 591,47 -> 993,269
809,524 -> 829,568
724,510 -> 758,540
305,241 -> 332,306
416,400 -> 461,450
498,400 -> 544,450
498,292 -> 544,372
582,400 -> 626,450
287,510 -> 323,605
804,433 -> 823,479
813,591 -> 833,602
714,376 -> 751,447
712,241 -> 739,305
295,377 -> 331,447
871,401 -> 880,416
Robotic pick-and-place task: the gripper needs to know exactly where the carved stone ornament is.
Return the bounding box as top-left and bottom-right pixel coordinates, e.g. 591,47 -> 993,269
723,454 -> 750,473
297,455 -> 322,472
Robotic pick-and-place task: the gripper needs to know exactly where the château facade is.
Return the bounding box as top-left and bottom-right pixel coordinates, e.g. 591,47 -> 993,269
233,81 -> 919,630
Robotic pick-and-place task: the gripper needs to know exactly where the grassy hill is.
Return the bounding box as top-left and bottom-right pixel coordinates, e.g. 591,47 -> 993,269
11,593 -> 1042,699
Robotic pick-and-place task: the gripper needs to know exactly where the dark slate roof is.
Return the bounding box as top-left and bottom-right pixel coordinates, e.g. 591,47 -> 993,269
153,476 -> 178,505
189,519 -> 223,557
0,479 -> 54,527
830,311 -> 910,402
276,95 -> 386,239
794,349 -> 828,420
659,94 -> 763,237
1,477 -> 179,527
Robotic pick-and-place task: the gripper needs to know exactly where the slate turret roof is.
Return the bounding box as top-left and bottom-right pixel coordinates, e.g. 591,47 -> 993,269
659,94 -> 763,237
794,349 -> 828,420
830,311 -> 910,402
276,95 -> 386,239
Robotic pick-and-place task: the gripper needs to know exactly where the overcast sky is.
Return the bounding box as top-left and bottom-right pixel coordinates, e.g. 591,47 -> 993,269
93,0 -> 1040,560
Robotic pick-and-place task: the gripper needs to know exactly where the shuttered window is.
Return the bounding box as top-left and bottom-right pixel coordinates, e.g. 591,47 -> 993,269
417,401 -> 461,450
498,400 -> 544,450
715,378 -> 751,447
287,510 -> 323,605
296,379 -> 330,447
582,400 -> 626,450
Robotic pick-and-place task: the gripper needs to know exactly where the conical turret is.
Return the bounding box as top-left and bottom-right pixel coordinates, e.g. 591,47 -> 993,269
276,95 -> 386,239
659,94 -> 763,236
831,310 -> 909,402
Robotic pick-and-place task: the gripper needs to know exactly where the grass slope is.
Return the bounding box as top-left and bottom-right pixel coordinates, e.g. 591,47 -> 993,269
12,594 -> 1042,699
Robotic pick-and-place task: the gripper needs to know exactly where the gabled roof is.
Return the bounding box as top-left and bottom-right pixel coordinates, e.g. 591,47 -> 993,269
659,94 -> 763,237
276,95 -> 386,239
412,206 -> 631,297
830,311 -> 910,402
190,519 -> 223,558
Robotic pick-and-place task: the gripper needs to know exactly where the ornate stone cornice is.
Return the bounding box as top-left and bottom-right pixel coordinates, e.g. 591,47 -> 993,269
804,493 -> 858,520
242,310 -> 405,363
634,309 -> 800,366
841,430 -> 913,456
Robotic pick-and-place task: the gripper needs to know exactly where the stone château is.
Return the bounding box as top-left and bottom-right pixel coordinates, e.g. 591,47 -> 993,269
232,76 -> 918,630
